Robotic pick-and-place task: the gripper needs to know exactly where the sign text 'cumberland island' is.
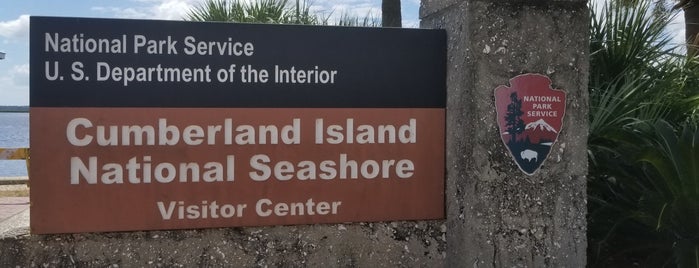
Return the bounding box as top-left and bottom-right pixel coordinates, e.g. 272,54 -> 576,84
29,17 -> 446,234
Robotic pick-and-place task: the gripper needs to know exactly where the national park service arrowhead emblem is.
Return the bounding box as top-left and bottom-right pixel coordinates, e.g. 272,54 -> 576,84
494,74 -> 566,175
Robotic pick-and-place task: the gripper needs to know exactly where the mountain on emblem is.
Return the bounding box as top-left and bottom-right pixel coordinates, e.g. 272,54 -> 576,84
524,119 -> 558,144
494,74 -> 566,175
525,119 -> 556,133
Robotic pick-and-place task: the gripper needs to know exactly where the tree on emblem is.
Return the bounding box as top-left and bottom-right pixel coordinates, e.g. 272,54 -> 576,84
505,92 -> 525,144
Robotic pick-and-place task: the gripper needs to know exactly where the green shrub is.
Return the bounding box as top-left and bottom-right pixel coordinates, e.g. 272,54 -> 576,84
588,1 -> 699,266
186,0 -> 378,27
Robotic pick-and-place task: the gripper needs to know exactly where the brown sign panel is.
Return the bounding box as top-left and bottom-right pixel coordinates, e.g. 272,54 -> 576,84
30,108 -> 444,233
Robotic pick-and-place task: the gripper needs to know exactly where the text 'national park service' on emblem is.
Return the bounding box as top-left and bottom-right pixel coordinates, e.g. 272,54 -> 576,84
494,74 -> 566,175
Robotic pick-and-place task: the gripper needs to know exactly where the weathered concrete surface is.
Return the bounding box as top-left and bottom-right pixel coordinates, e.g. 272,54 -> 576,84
1,221 -> 445,267
421,0 -> 588,267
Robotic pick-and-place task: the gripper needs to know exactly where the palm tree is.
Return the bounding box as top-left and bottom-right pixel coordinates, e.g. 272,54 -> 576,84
186,0 -> 379,27
381,0 -> 401,27
675,0 -> 699,54
614,0 -> 699,55
589,120 -> 699,267
588,1 -> 699,266
186,0 -> 322,25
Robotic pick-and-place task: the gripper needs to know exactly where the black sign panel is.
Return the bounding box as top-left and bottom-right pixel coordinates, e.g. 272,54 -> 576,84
30,16 -> 446,108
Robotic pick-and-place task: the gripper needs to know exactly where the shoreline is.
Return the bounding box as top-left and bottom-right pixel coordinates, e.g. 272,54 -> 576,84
0,176 -> 29,185
0,106 -> 29,113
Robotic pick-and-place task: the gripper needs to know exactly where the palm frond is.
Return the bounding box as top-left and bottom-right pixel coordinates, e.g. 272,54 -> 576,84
185,0 -> 379,27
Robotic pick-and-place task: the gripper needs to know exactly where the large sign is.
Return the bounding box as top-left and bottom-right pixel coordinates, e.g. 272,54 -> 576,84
30,17 -> 446,234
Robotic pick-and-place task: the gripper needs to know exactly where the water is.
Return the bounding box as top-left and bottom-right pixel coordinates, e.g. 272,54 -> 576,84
0,113 -> 29,176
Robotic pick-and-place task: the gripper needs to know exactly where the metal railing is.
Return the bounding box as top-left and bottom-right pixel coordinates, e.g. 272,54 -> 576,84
0,148 -> 29,185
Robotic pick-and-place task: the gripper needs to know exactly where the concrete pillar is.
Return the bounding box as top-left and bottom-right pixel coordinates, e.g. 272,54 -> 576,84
0,3 -> 588,266
420,0 -> 589,266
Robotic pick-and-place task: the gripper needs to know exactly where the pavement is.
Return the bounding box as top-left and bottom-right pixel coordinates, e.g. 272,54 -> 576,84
0,177 -> 30,237
0,197 -> 29,236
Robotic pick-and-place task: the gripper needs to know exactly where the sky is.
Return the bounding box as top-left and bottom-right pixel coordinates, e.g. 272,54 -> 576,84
0,0 -> 421,106
0,0 -> 687,106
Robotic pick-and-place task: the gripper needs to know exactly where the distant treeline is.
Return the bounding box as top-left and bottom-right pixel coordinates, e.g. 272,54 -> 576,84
0,106 -> 29,112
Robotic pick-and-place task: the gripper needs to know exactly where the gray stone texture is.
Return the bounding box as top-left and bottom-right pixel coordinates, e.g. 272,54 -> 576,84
421,0 -> 588,267
1,222 -> 446,267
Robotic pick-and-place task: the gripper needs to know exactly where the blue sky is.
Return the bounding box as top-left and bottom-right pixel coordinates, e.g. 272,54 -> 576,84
0,0 -> 421,105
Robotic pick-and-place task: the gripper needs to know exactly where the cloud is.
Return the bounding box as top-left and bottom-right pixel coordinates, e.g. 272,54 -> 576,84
91,7 -> 150,19
668,11 -> 686,43
151,0 -> 201,20
0,64 -> 30,105
11,64 -> 29,86
0,15 -> 30,42
93,0 -> 202,20
402,19 -> 419,28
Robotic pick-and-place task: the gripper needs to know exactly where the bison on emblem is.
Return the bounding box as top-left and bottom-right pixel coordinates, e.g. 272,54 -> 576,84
520,149 -> 538,162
